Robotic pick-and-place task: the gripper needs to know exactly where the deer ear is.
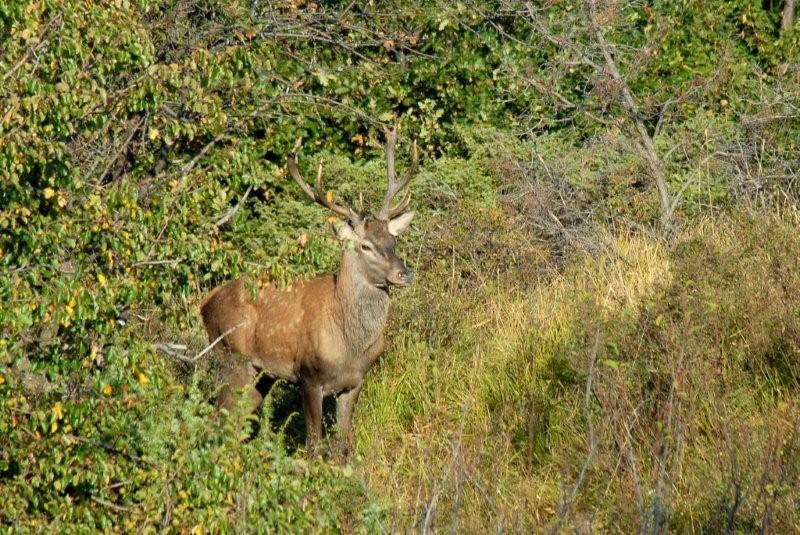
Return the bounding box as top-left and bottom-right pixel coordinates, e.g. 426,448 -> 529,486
387,210 -> 415,236
336,221 -> 361,242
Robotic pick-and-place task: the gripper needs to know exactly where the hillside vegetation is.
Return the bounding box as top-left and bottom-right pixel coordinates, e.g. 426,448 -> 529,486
1,0 -> 799,532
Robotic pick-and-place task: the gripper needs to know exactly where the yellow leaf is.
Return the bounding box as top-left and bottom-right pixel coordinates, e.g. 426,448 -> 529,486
191,525 -> 203,535
102,384 -> 113,397
0,374 -> 5,384
57,195 -> 67,208
52,401 -> 64,420
43,187 -> 55,199
97,273 -> 107,286
148,128 -> 159,140
325,191 -> 334,203
138,372 -> 149,386
50,421 -> 58,433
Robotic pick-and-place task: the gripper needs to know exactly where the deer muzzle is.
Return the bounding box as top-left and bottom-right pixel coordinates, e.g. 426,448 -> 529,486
387,263 -> 413,287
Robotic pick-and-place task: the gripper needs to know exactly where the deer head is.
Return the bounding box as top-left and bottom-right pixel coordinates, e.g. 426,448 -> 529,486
287,126 -> 418,289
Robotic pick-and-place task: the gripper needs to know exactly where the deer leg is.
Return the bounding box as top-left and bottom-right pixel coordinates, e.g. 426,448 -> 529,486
216,359 -> 263,415
301,382 -> 323,449
335,381 -> 363,456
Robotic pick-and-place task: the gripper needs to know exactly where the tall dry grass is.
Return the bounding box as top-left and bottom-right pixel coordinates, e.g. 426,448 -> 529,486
355,208 -> 800,532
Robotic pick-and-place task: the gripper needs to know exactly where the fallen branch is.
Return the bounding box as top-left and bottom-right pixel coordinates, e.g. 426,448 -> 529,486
155,321 -> 245,365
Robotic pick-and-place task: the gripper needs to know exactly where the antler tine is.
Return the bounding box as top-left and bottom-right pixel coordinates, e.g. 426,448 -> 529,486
378,126 -> 416,220
287,140 -> 356,221
385,189 -> 412,219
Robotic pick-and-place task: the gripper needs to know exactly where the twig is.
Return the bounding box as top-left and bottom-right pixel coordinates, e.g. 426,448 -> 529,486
91,495 -> 133,513
160,473 -> 179,534
131,258 -> 182,268
549,330 -> 601,534
180,134 -> 224,175
3,15 -> 61,82
144,134 -> 226,263
421,402 -> 471,535
155,321 -> 245,365
214,185 -> 253,227
282,92 -> 389,128
66,434 -> 150,466
98,117 -> 144,183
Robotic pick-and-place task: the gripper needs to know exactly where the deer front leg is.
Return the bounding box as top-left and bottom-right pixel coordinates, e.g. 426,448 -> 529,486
302,382 -> 323,450
335,381 -> 363,456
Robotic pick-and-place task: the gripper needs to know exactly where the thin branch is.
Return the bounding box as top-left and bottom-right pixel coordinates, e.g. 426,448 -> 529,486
180,134 -> 224,175
421,402 -> 471,535
97,118 -> 144,183
131,258 -> 182,268
549,330 -> 601,534
281,92 -> 388,128
213,185 -> 253,228
91,495 -> 133,513
155,321 -> 245,365
2,15 -> 62,82
66,434 -> 150,466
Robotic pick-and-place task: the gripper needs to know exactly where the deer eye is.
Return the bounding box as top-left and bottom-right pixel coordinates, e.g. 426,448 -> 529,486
360,242 -> 373,252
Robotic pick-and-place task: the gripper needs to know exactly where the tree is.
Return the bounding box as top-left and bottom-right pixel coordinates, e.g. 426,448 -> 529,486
783,0 -> 797,32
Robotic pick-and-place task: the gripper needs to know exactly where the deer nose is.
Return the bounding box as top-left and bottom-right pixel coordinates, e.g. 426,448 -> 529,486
396,269 -> 413,285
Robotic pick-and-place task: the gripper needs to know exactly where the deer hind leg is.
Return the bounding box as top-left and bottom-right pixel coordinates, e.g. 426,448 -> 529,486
216,357 -> 264,416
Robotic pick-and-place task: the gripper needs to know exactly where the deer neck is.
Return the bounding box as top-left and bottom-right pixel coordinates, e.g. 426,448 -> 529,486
334,249 -> 390,357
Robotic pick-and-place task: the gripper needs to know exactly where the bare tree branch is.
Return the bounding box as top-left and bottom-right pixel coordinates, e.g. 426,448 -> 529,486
213,185 -> 253,228
155,321 -> 245,365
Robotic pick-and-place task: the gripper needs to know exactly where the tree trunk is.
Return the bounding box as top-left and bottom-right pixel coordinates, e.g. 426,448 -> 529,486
783,0 -> 797,32
588,2 -> 675,235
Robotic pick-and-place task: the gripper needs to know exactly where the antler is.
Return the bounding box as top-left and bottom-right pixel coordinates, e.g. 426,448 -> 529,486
377,125 -> 418,220
287,139 -> 357,222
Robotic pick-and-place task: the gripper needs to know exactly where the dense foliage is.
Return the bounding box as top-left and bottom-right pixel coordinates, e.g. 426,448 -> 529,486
1,0 -> 798,531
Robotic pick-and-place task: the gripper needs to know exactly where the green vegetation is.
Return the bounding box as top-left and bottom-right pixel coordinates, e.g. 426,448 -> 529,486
1,0 -> 798,531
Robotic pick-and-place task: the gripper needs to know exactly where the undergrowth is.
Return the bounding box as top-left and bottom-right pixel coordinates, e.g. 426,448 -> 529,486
357,207 -> 800,532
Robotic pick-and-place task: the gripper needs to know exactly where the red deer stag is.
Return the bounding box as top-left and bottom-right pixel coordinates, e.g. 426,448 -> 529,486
200,127 -> 417,451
